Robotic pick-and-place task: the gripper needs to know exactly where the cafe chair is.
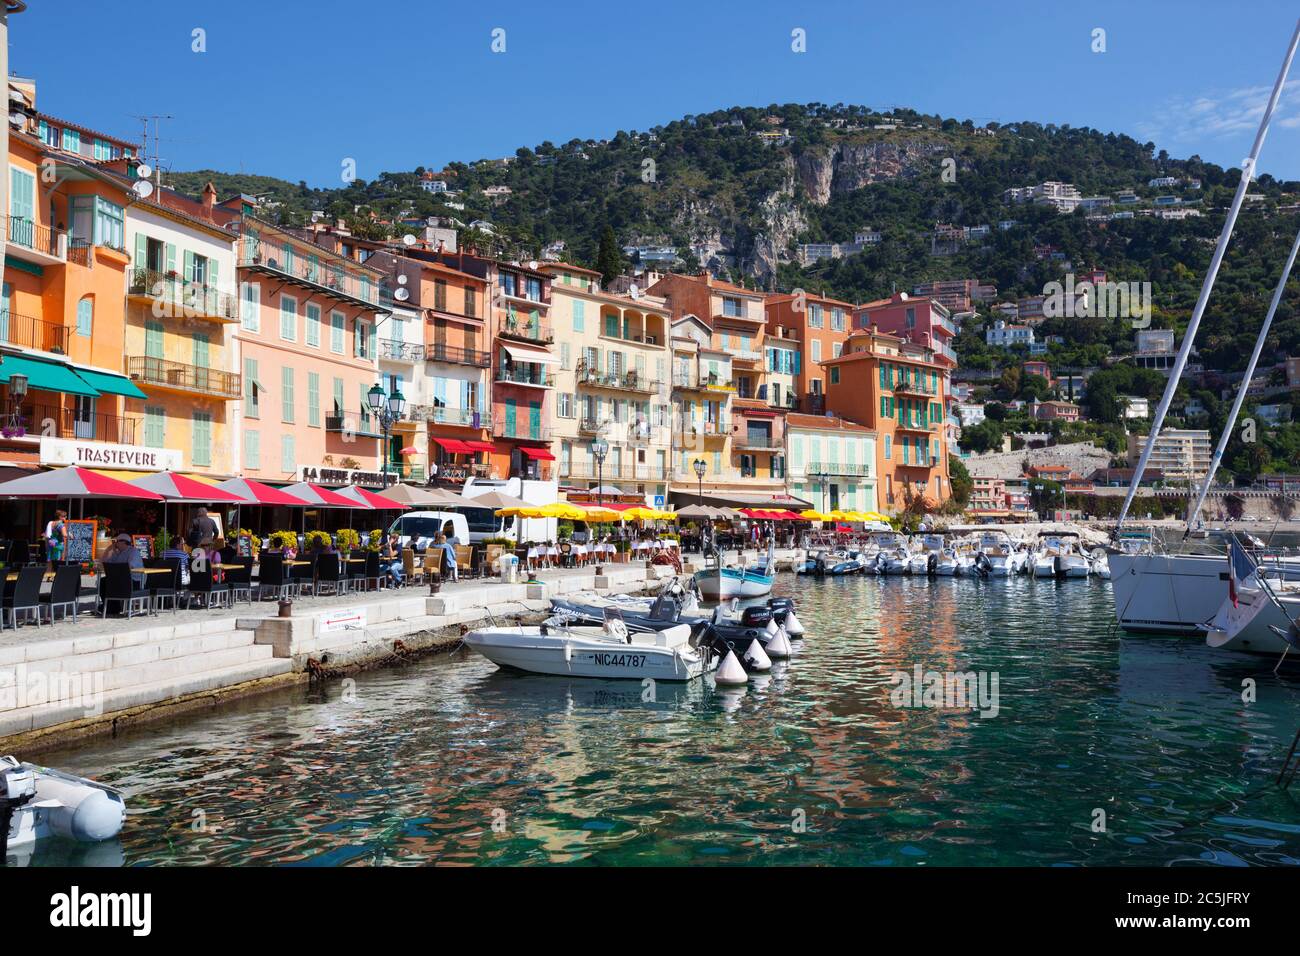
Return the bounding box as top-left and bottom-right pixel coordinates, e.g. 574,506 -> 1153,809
290,553 -> 317,597
422,549 -> 442,585
186,566 -> 230,610
315,552 -> 347,596
145,558 -> 182,613
255,553 -> 290,601
40,565 -> 83,622
402,547 -> 422,586
224,558 -> 254,605
101,563 -> 151,619
345,552 -> 368,591
359,550 -> 384,592
5,565 -> 47,627
455,544 -> 474,579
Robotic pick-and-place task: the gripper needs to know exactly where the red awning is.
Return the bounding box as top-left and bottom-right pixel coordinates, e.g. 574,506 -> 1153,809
520,446 -> 556,461
434,438 -> 472,454
463,441 -> 497,453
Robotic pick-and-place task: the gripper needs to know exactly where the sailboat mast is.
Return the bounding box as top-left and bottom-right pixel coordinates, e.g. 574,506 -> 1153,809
1116,19 -> 1300,531
1186,221 -> 1300,531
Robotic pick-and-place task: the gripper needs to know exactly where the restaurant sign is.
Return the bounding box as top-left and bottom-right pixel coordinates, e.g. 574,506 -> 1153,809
40,436 -> 182,471
297,465 -> 396,489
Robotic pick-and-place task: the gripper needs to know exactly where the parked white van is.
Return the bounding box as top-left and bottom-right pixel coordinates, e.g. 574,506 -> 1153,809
386,511 -> 471,550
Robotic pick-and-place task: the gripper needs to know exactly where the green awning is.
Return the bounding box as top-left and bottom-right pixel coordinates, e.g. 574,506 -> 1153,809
0,354 -> 100,397
74,367 -> 147,399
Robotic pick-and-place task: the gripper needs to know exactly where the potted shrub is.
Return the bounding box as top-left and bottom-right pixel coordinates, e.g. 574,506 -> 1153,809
304,530 -> 332,552
366,529 -> 383,551
335,528 -> 361,553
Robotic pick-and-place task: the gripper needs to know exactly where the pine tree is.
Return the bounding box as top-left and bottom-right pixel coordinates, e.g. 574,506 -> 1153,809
596,226 -> 623,285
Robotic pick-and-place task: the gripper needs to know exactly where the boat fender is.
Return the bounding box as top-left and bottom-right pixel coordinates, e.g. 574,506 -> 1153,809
783,610 -> 805,636
765,627 -> 793,660
563,642 -> 572,664
743,638 -> 772,672
764,618 -> 778,636
715,650 -> 748,686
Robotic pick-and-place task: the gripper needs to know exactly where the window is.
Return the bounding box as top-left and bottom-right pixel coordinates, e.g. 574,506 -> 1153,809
808,304 -> 823,328
811,340 -> 822,363
500,272 -> 517,297
191,412 -> 212,467
244,358 -> 259,418
559,342 -> 571,369
740,454 -> 756,477
526,277 -> 542,301
330,311 -> 345,353
573,299 -> 585,332
558,392 -> 574,418
280,434 -> 295,474
906,307 -> 916,328
281,367 -> 295,423
722,297 -> 743,318
61,127 -> 80,153
279,295 -> 297,341
241,281 -> 260,332
884,435 -> 892,460
354,319 -> 370,358
305,304 -> 321,347
829,366 -> 839,385
307,372 -> 320,427
833,342 -> 843,358
713,451 -> 722,474
832,308 -> 845,331
464,286 -> 477,318
9,167 -> 34,228
143,406 -> 165,447
332,377 -> 344,417
771,455 -> 786,479
76,297 -> 93,337
244,429 -> 260,469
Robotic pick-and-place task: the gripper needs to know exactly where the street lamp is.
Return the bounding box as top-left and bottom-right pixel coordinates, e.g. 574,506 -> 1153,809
693,458 -> 706,504
816,471 -> 829,513
591,438 -> 609,506
367,382 -> 406,486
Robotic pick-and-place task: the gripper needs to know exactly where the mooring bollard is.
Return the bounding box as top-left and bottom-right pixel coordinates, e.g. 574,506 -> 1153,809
278,599 -> 293,618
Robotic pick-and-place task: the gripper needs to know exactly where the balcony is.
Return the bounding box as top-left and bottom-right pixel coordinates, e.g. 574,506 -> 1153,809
430,462 -> 492,484
0,311 -> 69,353
576,363 -> 658,393
325,413 -> 384,439
15,403 -> 136,445
561,460 -> 668,482
497,314 -> 553,344
769,392 -> 800,411
806,461 -> 872,477
425,341 -> 490,367
379,338 -> 424,363
731,349 -> 764,364
495,366 -> 555,388
407,404 -> 481,428
238,236 -> 380,309
5,216 -> 65,266
127,269 -> 239,323
892,378 -> 936,396
895,416 -> 938,433
127,356 -> 241,400
493,418 -> 551,442
684,418 -> 730,438
734,433 -> 781,451
578,416 -> 601,435
385,461 -> 425,482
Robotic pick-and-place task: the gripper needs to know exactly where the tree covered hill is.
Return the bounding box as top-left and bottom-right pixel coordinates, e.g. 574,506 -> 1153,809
167,102 -> 1300,379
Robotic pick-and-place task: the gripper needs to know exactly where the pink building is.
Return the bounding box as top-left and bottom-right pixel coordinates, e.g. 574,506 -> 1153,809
852,293 -> 957,368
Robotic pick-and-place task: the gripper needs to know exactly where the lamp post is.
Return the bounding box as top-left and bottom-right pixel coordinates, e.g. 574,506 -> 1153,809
817,471 -> 829,513
693,458 -> 706,504
591,437 -> 608,506
367,382 -> 406,487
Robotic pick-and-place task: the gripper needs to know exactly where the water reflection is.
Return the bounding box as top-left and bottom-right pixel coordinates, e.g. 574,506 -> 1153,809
20,574 -> 1300,867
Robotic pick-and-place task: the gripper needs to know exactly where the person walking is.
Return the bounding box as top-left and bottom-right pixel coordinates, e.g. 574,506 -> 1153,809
186,507 -> 220,548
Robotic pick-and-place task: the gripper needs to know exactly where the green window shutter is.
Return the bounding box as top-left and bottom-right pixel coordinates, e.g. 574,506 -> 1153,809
192,332 -> 209,368
244,357 -> 259,417
144,406 -> 165,447
368,322 -> 376,358
305,304 -> 320,346
165,243 -> 176,275
281,434 -> 295,473
281,367 -> 295,423
573,299 -> 585,331
76,298 -> 93,337
333,377 -> 344,417
307,371 -> 320,426
244,429 -> 260,469
191,412 -> 212,467
183,249 -> 194,283
133,233 -> 147,270
144,321 -> 164,359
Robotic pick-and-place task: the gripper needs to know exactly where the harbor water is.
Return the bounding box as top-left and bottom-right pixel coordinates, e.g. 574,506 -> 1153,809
22,572 -> 1300,866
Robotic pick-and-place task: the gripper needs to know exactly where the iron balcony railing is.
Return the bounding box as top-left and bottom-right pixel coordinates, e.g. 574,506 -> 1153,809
561,461 -> 669,481
5,216 -> 64,259
238,236 -> 380,305
575,363 -> 658,393
497,314 -> 553,344
127,356 -> 242,399
805,461 -> 872,477
733,433 -> 781,450
495,366 -> 555,387
384,461 -> 425,482
683,418 -> 730,437
324,413 -> 384,438
128,268 -> 239,321
407,404 -> 480,427
379,338 -> 424,363
425,341 -> 490,367
0,310 -> 69,353
892,378 -> 936,396
18,402 -> 136,445
492,418 -> 551,441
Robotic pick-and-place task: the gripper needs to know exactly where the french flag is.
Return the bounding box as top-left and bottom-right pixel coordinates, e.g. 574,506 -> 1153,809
1227,538 -> 1257,608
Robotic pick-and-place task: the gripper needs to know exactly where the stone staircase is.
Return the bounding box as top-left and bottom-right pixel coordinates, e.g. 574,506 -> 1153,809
0,618 -> 292,738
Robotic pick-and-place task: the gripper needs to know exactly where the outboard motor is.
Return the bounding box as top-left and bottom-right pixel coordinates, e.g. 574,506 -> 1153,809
927,552 -> 938,576
739,605 -> 773,628
1,759 -> 36,862
767,597 -> 804,637
974,552 -> 992,577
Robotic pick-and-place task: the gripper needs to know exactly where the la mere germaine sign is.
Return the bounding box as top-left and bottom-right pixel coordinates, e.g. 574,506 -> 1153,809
297,465 -> 398,489
40,436 -> 182,471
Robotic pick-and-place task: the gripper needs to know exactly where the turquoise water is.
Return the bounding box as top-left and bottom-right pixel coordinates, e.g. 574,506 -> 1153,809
23,574 -> 1300,866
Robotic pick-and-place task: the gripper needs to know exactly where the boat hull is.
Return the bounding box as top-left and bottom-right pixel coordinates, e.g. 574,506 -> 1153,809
1108,552 -> 1227,634
465,628 -> 711,681
694,567 -> 774,599
1204,586 -> 1299,655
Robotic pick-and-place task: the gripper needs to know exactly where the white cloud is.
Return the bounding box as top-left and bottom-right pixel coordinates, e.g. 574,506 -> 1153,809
1139,79 -> 1300,148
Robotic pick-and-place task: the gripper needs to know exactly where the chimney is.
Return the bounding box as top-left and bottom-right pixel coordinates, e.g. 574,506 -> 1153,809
201,181 -> 217,217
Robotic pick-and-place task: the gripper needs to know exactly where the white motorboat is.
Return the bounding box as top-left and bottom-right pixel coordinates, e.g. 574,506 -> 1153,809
2,757 -> 125,855
464,613 -> 716,681
933,547 -> 961,576
909,534 -> 944,575
978,531 -> 1027,576
1033,533 -> 1089,578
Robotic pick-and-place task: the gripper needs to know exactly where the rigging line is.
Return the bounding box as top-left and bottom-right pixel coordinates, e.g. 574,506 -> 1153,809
1186,218 -> 1300,534
1117,19 -> 1300,532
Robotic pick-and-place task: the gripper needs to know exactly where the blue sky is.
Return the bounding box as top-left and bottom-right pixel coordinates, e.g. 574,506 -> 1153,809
17,0 -> 1300,185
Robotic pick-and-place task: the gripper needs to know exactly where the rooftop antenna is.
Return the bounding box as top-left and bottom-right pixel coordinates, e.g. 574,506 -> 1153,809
131,114 -> 173,191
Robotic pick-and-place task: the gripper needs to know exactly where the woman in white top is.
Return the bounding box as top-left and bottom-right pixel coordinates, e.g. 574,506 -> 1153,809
526,542 -> 541,571
545,541 -> 559,567
573,541 -> 588,567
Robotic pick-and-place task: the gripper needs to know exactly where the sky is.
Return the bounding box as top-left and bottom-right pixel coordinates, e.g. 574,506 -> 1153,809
15,0 -> 1300,186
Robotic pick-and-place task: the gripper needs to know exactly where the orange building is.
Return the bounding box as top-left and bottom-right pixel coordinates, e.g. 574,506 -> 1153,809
820,328 -> 951,512
764,290 -> 854,411
1,86 -> 149,476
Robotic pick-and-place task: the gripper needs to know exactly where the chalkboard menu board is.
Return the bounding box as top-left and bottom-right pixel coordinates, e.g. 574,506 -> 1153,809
133,535 -> 153,559
63,519 -> 97,565
236,534 -> 253,557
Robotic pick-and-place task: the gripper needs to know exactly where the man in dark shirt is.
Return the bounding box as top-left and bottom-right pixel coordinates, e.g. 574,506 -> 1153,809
187,507 -> 220,548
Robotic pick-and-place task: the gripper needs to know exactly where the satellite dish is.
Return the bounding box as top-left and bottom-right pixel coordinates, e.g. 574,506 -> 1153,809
528,260 -> 538,270
397,274 -> 408,285
132,179 -> 155,199
401,233 -> 416,247
136,163 -> 153,180
629,283 -> 641,299
394,287 -> 410,301
8,111 -> 24,127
